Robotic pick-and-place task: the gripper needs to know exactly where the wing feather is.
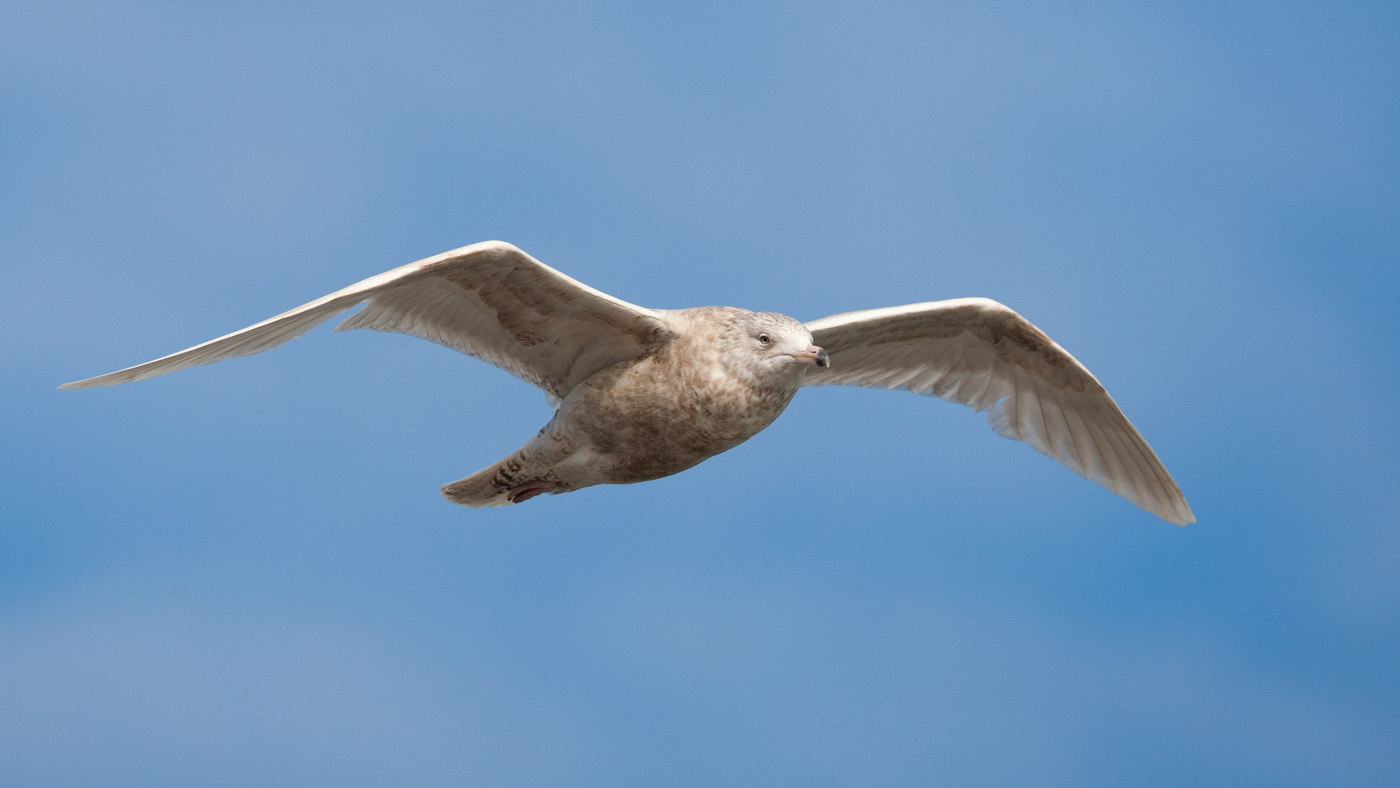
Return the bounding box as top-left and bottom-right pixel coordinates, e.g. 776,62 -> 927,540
61,241 -> 673,400
805,298 -> 1193,525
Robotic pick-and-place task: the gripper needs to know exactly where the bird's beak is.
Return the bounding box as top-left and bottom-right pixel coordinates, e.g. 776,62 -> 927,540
790,344 -> 830,368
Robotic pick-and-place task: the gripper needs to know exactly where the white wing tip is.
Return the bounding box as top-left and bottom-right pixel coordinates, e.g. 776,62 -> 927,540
1163,499 -> 1196,526
59,374 -> 124,389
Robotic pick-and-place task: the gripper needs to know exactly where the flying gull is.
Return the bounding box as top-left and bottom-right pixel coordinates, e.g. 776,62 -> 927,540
62,241 -> 1194,524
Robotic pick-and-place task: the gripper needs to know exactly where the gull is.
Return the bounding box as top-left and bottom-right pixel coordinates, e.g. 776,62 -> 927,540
62,241 -> 1194,524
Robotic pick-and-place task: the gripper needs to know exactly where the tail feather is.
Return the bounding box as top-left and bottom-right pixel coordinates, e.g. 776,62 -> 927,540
441,425 -> 583,508
441,461 -> 518,507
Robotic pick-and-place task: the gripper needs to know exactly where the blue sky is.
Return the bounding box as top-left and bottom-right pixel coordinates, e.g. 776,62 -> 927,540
4,1 -> 1399,785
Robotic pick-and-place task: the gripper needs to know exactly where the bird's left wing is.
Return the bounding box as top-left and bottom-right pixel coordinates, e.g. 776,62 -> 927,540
803,298 -> 1193,525
61,241 -> 673,401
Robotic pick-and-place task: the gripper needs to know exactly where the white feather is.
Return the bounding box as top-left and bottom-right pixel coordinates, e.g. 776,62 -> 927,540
804,298 -> 1194,524
61,241 -> 673,401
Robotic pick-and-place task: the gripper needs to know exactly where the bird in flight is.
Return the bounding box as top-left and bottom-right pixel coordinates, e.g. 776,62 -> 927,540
62,241 -> 1193,524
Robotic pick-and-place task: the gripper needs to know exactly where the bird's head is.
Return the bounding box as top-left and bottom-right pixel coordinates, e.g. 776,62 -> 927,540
738,310 -> 829,377
671,307 -> 829,388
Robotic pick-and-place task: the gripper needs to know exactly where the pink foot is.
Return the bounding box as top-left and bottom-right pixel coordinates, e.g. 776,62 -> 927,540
505,480 -> 558,504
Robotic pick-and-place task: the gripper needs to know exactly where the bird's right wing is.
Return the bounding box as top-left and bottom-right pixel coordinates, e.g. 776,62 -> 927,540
61,241 -> 674,401
804,298 -> 1193,525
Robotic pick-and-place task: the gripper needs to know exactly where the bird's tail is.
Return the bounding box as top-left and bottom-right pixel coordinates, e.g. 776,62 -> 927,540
441,441 -> 572,508
442,419 -> 583,508
440,458 -> 520,508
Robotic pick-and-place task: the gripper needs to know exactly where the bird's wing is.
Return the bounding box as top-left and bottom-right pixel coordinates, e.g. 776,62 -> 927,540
61,241 -> 673,400
803,298 -> 1193,525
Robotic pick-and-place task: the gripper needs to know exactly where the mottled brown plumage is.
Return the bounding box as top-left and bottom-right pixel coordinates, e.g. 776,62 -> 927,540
442,307 -> 820,505
61,241 -> 1193,524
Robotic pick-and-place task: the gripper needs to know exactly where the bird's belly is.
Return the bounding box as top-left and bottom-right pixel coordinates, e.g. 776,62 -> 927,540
561,362 -> 797,485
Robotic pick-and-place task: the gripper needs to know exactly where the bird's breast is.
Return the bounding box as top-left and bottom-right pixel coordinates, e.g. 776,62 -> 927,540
558,347 -> 800,483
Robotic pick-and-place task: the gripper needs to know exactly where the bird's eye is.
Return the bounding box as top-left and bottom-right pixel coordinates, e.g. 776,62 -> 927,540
758,333 -> 771,346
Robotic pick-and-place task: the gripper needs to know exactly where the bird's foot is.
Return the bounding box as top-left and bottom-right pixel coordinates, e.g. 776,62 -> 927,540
505,480 -> 558,504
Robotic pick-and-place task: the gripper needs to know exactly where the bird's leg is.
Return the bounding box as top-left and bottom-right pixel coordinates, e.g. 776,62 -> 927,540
505,479 -> 559,504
